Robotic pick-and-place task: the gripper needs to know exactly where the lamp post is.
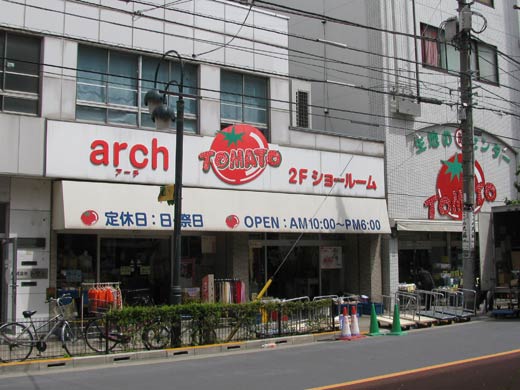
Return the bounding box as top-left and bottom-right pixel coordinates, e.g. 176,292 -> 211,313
144,49 -> 184,305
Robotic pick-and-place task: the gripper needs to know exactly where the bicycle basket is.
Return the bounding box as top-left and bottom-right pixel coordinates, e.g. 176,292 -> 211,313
51,299 -> 78,320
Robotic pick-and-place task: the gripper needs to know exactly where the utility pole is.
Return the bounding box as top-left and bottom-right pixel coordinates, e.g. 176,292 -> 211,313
457,0 -> 475,295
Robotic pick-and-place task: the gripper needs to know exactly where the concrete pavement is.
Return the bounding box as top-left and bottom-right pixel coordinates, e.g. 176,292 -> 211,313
0,312 -> 485,376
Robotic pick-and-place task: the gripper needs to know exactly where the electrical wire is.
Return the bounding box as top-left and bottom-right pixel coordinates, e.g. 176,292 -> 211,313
192,1 -> 254,58
1,1 -> 519,140
5,0 -> 513,110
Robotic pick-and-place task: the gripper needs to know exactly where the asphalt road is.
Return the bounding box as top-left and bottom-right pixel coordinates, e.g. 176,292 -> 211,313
1,317 -> 519,390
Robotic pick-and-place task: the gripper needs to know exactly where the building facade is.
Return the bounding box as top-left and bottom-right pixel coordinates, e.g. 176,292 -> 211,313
270,0 -> 519,297
0,0 -> 389,321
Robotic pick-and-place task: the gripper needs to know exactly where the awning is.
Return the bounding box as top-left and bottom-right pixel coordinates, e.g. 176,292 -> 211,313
53,181 -> 390,234
394,219 -> 463,232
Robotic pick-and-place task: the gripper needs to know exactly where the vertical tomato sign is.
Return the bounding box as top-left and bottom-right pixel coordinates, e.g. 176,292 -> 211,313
424,153 -> 497,220
198,124 -> 282,185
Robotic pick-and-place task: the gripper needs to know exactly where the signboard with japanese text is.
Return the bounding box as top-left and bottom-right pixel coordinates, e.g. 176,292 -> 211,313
387,125 -> 517,221
46,121 -> 385,199
53,181 -> 391,234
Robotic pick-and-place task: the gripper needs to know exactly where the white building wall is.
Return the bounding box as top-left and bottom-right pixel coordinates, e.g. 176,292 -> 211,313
9,178 -> 51,320
382,0 -> 520,221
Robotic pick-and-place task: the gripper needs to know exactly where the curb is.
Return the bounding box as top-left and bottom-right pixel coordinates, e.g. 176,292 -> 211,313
0,331 -> 341,375
2,317 -> 486,375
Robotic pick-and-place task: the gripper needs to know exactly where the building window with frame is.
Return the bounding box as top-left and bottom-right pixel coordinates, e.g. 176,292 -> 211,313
77,45 -> 138,126
420,24 -> 498,85
221,70 -> 269,140
296,90 -> 309,128
0,31 -> 40,115
76,45 -> 198,132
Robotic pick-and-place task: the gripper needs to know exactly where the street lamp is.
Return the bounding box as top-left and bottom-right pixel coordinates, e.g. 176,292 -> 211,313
144,49 -> 184,305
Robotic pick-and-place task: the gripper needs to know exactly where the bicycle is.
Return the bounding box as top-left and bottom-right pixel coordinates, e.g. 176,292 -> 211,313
0,294 -> 82,362
84,289 -> 170,353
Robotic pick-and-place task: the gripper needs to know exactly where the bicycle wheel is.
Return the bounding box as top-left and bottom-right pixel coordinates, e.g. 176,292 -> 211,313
61,321 -> 82,357
84,317 -> 119,353
0,322 -> 34,362
142,321 -> 170,350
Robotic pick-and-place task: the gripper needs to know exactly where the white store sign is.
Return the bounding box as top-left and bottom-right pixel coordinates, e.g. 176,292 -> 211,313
46,121 -> 385,198
53,181 -> 391,234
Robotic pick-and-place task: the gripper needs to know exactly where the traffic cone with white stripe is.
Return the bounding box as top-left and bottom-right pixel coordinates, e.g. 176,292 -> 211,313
338,307 -> 352,340
349,304 -> 366,339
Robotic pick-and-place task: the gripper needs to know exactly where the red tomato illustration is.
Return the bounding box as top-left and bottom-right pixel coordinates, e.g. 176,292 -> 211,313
80,210 -> 99,226
225,215 -> 240,229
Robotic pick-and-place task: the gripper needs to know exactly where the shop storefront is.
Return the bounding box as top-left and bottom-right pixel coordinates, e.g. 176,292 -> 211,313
47,120 -> 390,304
386,124 -> 518,293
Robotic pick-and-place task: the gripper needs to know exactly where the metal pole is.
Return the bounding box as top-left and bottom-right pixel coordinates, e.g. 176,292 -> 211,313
171,52 -> 184,305
458,0 -> 476,294
171,93 -> 184,305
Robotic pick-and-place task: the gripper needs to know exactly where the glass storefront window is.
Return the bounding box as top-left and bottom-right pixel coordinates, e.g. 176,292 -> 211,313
57,234 -> 97,289
100,237 -> 170,305
56,234 -> 203,305
397,232 -> 467,288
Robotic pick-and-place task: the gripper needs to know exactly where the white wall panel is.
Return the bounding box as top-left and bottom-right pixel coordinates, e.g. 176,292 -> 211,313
225,4 -> 254,40
194,30 -> 225,63
225,38 -> 254,69
254,43 -> 288,75
0,114 -> 20,174
133,10 -> 164,53
10,179 -> 51,211
41,76 -> 62,119
99,9 -> 132,47
18,117 -> 45,176
64,2 -> 100,42
25,0 -> 64,35
0,0 -> 25,26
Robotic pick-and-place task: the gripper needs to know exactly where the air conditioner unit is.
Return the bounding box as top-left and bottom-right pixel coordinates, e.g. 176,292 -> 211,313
394,96 -> 421,117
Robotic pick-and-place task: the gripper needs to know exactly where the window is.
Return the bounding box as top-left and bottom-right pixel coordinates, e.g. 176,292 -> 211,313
421,24 -> 498,84
296,91 -> 309,128
221,70 -> 268,139
0,31 -> 40,115
0,203 -> 6,235
472,41 -> 498,84
76,45 -> 198,132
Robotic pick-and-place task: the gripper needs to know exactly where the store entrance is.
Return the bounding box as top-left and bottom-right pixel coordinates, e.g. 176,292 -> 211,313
100,238 -> 170,305
250,238 -> 344,300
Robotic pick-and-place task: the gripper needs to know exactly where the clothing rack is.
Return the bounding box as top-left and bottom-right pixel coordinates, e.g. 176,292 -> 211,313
81,282 -> 122,323
214,278 -> 240,282
214,278 -> 246,304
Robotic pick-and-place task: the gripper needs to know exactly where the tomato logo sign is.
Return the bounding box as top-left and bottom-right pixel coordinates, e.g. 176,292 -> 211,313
198,124 -> 282,185
80,210 -> 99,226
424,153 -> 497,220
225,215 -> 240,229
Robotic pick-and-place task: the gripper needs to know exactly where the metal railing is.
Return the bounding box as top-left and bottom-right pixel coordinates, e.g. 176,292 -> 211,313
1,299 -> 336,362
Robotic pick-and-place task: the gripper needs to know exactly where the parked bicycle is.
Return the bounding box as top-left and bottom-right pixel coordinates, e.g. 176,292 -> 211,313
83,288 -> 170,353
0,294 -> 81,362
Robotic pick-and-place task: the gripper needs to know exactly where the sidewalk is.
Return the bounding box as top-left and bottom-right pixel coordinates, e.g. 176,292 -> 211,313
0,313 -> 488,376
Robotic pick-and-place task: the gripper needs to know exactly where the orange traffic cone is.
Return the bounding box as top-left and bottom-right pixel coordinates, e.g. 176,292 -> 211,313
338,307 -> 352,340
349,305 -> 366,339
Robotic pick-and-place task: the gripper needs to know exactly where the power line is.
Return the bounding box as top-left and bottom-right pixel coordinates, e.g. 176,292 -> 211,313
5,0 -> 516,111
9,51 -> 514,149
2,1 -> 519,141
